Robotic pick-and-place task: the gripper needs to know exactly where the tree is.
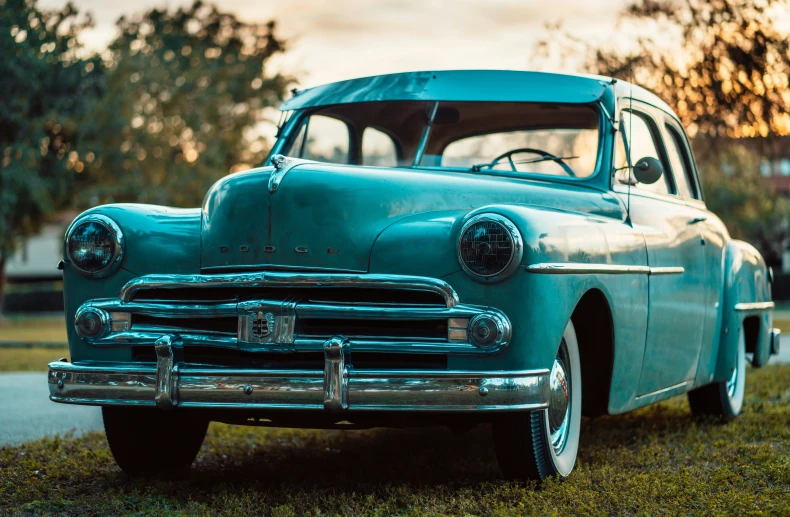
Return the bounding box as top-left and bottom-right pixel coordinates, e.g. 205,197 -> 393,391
540,0 -> 790,139
0,0 -> 104,309
696,141 -> 790,264
537,0 -> 790,264
83,1 -> 292,208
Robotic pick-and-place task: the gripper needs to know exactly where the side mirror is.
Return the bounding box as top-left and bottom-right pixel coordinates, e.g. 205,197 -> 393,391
632,156 -> 664,185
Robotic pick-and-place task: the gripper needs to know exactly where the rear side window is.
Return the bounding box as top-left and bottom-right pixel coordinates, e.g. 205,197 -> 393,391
664,125 -> 698,199
615,111 -> 670,195
362,127 -> 398,167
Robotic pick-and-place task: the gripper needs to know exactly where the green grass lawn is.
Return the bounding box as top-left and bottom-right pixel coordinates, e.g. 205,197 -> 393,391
0,315 -> 67,345
0,347 -> 66,372
1,365 -> 788,516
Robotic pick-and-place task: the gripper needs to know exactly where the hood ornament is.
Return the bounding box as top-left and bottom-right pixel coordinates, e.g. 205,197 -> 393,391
268,154 -> 317,193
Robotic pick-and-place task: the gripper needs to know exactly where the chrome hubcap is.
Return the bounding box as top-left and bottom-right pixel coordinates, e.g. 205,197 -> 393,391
548,341 -> 571,454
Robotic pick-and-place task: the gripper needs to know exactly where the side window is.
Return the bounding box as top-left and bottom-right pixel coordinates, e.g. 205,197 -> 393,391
291,115 -> 350,163
614,111 -> 670,195
362,127 -> 398,167
664,124 -> 699,200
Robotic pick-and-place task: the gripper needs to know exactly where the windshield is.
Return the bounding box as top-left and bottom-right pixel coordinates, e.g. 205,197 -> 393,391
277,101 -> 600,179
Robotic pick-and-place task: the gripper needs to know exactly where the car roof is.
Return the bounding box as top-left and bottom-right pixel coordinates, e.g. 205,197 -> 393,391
279,70 -> 676,118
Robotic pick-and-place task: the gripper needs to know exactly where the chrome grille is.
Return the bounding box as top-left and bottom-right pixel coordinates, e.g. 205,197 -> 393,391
76,272 -> 511,356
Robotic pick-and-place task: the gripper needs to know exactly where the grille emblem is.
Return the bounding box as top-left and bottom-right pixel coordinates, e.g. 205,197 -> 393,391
251,311 -> 275,339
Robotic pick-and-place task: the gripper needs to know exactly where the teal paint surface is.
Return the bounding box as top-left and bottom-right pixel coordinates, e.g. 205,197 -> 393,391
62,70 -> 774,415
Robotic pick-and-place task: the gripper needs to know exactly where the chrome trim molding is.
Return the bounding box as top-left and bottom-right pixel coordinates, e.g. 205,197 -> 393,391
525,263 -> 650,275
648,266 -> 685,275
65,214 -> 125,278
525,263 -> 685,275
634,380 -> 690,400
118,272 -> 461,307
733,301 -> 775,312
48,357 -> 551,412
457,213 -> 524,283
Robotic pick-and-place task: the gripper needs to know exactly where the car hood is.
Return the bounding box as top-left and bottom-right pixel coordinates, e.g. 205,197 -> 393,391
200,161 -> 620,272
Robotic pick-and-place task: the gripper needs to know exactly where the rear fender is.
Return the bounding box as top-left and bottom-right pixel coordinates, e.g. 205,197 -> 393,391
714,240 -> 773,381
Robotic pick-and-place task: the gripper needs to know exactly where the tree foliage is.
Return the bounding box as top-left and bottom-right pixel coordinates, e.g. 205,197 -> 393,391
541,0 -> 790,139
695,142 -> 790,264
0,0 -> 103,300
83,1 -> 291,208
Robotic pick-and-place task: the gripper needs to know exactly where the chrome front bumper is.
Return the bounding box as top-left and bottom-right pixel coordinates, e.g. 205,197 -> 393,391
49,334 -> 549,412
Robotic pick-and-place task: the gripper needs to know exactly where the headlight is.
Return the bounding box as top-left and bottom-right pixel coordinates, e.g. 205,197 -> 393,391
65,214 -> 124,277
457,214 -> 523,281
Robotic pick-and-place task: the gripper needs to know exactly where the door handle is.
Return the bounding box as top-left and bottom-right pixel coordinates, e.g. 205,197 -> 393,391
688,217 -> 707,225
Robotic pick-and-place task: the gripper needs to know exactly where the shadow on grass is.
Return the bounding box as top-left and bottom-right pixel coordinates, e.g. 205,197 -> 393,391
117,402 -> 701,492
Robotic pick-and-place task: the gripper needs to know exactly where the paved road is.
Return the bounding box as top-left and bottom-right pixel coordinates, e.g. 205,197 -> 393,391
0,373 -> 103,446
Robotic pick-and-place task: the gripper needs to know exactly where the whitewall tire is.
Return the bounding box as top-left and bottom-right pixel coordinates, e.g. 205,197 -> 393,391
493,319 -> 582,480
688,325 -> 746,421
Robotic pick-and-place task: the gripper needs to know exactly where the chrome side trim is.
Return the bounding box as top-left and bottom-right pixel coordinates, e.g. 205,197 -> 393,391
648,266 -> 685,275
525,263 -> 685,275
733,301 -> 775,312
48,360 -> 551,412
525,263 -> 651,274
323,336 -> 350,411
634,380 -> 690,400
118,272 -> 461,308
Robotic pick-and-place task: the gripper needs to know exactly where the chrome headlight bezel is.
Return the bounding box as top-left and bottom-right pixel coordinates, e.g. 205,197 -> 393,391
457,213 -> 523,282
65,214 -> 124,278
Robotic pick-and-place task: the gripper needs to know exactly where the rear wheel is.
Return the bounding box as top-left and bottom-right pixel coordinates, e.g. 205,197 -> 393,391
688,325 -> 746,421
103,406 -> 208,476
493,320 -> 582,481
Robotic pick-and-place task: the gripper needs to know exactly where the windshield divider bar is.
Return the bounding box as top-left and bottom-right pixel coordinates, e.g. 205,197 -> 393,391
413,101 -> 439,167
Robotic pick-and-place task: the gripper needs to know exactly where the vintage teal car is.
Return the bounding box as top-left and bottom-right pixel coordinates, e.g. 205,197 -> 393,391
50,70 -> 780,480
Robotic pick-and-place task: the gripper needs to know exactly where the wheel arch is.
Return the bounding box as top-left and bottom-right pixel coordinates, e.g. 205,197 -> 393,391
570,287 -> 615,417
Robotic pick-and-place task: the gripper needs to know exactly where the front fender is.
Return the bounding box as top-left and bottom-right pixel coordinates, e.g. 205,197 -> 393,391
714,240 -> 773,381
63,204 -> 202,361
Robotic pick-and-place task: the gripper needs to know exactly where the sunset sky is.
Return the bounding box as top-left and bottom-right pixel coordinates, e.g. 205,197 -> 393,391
39,0 -> 629,88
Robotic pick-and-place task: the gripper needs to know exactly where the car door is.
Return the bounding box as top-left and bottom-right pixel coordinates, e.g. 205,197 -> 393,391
614,105 -> 707,397
662,118 -> 726,384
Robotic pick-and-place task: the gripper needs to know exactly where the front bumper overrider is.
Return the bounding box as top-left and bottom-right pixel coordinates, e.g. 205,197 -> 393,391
49,334 -> 550,412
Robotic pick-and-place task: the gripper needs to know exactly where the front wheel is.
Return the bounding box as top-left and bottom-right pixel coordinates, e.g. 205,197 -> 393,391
493,320 -> 582,481
103,406 -> 209,476
687,325 -> 746,421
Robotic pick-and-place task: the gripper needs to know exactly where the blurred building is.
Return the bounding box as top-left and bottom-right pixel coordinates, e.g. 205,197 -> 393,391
3,217 -> 70,314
